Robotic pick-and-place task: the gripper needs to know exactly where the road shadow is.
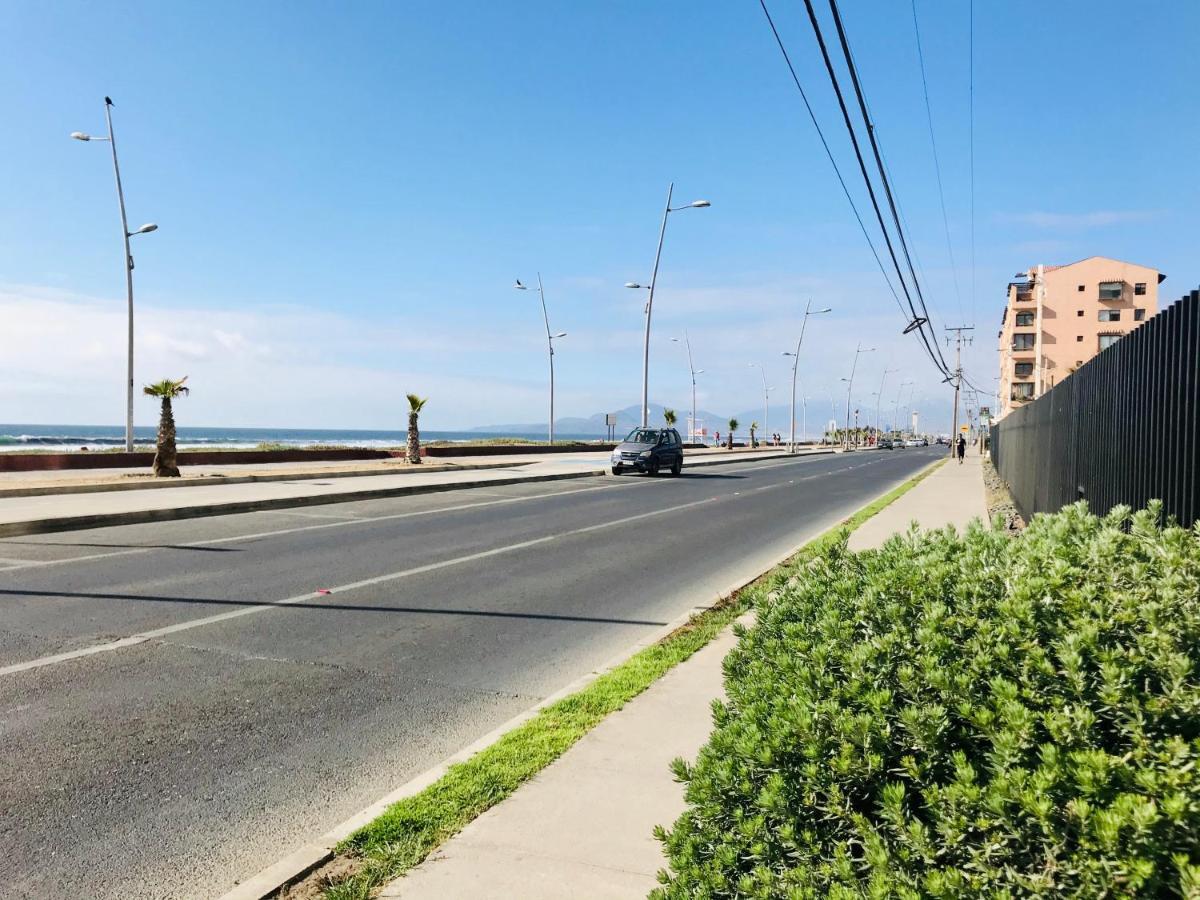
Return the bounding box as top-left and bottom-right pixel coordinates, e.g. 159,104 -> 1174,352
0,588 -> 667,627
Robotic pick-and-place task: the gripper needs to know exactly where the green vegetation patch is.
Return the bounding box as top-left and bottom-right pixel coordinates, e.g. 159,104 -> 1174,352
654,501 -> 1200,898
312,460 -> 944,898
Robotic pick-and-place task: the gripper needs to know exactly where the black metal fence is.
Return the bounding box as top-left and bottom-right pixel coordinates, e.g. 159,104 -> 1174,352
990,287 -> 1200,526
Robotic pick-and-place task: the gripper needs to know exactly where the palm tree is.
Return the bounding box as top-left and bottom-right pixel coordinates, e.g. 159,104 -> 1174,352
727,418 -> 738,449
663,408 -> 677,427
142,376 -> 189,477
750,420 -> 759,448
406,393 -> 428,464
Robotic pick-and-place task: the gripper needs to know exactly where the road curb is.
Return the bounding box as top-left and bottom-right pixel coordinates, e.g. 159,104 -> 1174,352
218,454 -> 919,900
0,470 -> 607,538
0,461 -> 519,500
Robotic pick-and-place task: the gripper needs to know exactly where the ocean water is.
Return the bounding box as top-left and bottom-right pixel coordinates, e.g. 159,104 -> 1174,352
0,424 -> 601,453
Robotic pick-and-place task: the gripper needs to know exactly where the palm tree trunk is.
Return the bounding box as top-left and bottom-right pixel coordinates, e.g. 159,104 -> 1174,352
407,410 -> 422,464
153,397 -> 181,477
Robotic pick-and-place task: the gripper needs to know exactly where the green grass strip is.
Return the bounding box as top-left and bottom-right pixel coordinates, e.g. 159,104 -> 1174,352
319,456 -> 946,899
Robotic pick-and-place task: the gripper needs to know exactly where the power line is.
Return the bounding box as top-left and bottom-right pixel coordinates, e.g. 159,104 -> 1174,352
794,0 -> 950,376
823,0 -> 952,375
910,0 -> 964,326
755,0 -> 908,319
969,0 -> 976,328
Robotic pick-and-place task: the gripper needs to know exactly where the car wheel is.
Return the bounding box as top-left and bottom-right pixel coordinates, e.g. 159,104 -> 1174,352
671,457 -> 682,476
611,466 -> 621,476
647,458 -> 660,477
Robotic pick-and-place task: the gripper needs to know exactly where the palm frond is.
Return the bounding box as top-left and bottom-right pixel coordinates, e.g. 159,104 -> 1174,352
143,376 -> 190,399
406,393 -> 428,413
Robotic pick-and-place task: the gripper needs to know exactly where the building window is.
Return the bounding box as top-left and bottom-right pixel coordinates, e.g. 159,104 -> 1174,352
1076,335 -> 1084,342
1078,285 -> 1085,292
1099,309 -> 1121,322
1135,308 -> 1146,321
1098,334 -> 1121,351
1011,383 -> 1035,401
1135,282 -> 1147,295
1012,333 -> 1035,350
1014,362 -> 1034,377
1099,281 -> 1123,300
1015,311 -> 1035,326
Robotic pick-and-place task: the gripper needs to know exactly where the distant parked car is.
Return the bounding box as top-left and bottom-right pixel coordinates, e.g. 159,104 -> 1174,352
878,438 -> 894,450
610,427 -> 684,476
905,438 -> 922,448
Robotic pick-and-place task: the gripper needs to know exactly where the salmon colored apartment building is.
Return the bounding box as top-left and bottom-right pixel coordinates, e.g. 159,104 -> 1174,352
996,256 -> 1165,420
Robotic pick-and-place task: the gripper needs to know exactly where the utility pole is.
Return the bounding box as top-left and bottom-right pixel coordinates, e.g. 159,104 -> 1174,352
945,326 -> 974,457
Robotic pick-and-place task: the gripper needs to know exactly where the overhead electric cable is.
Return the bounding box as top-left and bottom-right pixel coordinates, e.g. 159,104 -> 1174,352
969,0 -> 977,327
755,0 -> 907,319
824,0 -> 952,374
797,0 -> 949,375
911,0 -> 965,326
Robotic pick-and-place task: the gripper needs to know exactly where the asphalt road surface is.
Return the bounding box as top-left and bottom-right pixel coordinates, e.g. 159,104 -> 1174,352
0,447 -> 942,898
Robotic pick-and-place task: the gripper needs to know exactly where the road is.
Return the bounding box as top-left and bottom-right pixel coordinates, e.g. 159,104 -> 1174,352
0,447 -> 940,898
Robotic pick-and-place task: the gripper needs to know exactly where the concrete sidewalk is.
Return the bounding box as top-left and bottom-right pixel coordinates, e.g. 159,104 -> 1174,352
0,447 -> 824,536
380,454 -> 984,899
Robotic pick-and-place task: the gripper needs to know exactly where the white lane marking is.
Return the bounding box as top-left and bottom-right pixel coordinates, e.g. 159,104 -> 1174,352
2,474 -> 818,678
0,557 -> 43,566
256,510 -> 363,521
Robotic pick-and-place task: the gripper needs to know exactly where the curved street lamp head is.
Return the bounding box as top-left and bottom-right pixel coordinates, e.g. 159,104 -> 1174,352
70,131 -> 91,141
782,351 -> 795,357
624,282 -> 644,289
552,332 -> 567,339
694,369 -> 704,375
514,279 -> 527,290
689,200 -> 711,208
133,223 -> 158,234
813,307 -> 832,314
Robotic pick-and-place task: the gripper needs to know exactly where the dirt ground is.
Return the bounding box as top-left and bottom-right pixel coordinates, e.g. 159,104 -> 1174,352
983,457 -> 1025,532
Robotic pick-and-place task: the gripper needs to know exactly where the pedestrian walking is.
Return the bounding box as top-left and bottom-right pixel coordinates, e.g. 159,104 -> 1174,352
955,433 -> 966,464
714,430 -> 720,448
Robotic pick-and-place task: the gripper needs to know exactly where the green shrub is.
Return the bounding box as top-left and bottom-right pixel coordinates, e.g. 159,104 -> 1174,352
654,502 -> 1200,898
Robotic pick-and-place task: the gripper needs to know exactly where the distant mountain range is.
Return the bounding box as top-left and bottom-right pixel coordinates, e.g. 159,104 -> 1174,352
470,402 -> 855,436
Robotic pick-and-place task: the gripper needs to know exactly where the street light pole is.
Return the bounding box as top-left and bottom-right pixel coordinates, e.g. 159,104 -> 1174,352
892,379 -> 913,436
874,367 -> 897,443
72,97 -> 157,453
671,332 -> 703,443
626,184 -> 710,428
515,274 -> 567,444
782,300 -> 832,453
748,363 -> 772,442
843,343 -> 875,450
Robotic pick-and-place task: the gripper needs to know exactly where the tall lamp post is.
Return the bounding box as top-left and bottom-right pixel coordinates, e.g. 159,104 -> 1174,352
514,274 -> 567,444
670,332 -> 703,443
71,97 -> 157,453
874,366 -> 897,442
748,363 -> 773,443
625,183 -> 710,427
843,343 -> 875,449
782,299 -> 832,453
892,379 -> 913,436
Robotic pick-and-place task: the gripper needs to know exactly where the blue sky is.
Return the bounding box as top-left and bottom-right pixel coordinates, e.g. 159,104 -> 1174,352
2,0 -> 1196,432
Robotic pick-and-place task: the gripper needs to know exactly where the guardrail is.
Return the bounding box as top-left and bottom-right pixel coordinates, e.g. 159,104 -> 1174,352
990,286 -> 1199,525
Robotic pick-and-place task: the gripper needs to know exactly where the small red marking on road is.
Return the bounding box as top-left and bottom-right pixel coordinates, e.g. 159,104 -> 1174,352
316,589 -> 332,595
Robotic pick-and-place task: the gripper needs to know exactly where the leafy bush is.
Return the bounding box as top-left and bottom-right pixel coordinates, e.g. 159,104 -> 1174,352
654,503 -> 1200,898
